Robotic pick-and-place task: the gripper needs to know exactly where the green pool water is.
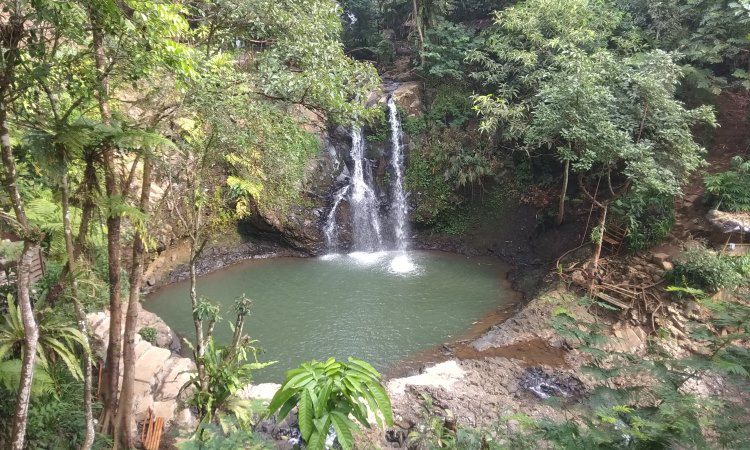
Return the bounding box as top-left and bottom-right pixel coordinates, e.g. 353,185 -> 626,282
143,250 -> 515,383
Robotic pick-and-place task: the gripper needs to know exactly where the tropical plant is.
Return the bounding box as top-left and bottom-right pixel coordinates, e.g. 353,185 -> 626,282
612,190 -> 676,252
419,21 -> 481,80
138,327 -> 157,345
177,416 -> 272,450
267,357 -> 394,450
182,335 -> 274,428
705,156 -> 750,212
0,362 -> 102,449
0,295 -> 88,381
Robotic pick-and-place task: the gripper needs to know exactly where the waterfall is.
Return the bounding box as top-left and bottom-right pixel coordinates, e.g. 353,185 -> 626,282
322,105 -> 416,274
387,97 -> 409,251
324,185 -> 349,250
349,127 -> 383,251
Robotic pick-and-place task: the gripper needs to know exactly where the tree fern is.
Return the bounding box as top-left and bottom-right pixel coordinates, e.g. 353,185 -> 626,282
0,295 -> 88,381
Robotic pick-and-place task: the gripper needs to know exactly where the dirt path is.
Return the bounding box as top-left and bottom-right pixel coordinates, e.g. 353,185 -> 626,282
670,90 -> 750,244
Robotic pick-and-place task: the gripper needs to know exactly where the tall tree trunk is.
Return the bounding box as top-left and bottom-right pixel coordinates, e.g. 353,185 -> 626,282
556,159 -> 570,226
114,158 -> 152,448
9,243 -> 39,450
411,0 -> 425,66
588,204 -> 608,293
0,15 -> 41,447
60,171 -> 95,450
229,313 -> 246,353
46,153 -> 98,305
2,87 -> 40,450
88,9 -> 124,431
190,234 -> 207,391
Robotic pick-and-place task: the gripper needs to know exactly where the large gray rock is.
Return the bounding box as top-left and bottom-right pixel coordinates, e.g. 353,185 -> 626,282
86,309 -> 197,441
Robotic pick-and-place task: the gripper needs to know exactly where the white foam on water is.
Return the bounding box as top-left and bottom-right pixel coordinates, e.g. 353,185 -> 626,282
389,253 -> 418,275
348,251 -> 388,265
319,253 -> 342,261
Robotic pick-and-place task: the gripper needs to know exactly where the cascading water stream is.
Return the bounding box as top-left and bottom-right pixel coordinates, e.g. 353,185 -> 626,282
349,127 -> 383,251
387,97 -> 409,251
386,97 -> 416,274
324,185 -> 349,250
322,105 -> 416,273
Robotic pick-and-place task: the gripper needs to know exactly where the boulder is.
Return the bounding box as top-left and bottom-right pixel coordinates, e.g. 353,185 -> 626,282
387,360 -> 465,396
388,82 -> 423,116
651,253 -> 671,264
86,310 -> 197,441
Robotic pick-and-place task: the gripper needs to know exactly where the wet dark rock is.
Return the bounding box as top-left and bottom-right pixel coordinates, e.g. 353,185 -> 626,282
385,428 -> 408,445
149,239 -> 304,292
519,367 -> 585,400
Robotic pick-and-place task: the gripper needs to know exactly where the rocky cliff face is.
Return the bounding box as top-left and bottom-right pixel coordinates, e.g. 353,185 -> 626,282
242,82 -> 423,254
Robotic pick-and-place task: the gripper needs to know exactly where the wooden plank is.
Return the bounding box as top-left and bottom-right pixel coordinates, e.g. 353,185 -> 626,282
145,417 -> 165,450
601,283 -> 638,298
593,291 -> 630,309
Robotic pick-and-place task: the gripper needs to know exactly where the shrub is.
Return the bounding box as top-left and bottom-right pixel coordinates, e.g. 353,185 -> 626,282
138,326 -> 158,344
425,84 -> 474,128
668,247 -> 746,292
704,156 -> 750,212
612,190 -> 675,252
405,137 -> 459,225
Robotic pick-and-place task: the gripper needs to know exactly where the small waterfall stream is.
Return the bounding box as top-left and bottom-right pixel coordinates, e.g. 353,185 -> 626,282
349,127 -> 383,251
388,97 -> 409,251
324,185 -> 349,249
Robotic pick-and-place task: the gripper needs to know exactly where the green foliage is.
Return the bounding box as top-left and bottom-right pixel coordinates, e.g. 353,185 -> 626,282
0,295 -> 88,381
669,246 -> 748,292
178,417 -> 272,450
405,132 -> 461,225
612,190 -> 675,252
138,327 -> 157,344
425,85 -> 474,129
705,156 -> 750,212
419,21 -> 482,80
472,0 -> 715,204
182,336 -> 274,427
620,0 -> 750,90
0,363 -> 103,449
267,357 -> 393,450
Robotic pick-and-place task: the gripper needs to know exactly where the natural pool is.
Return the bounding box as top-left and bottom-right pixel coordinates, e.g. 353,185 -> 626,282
144,251 -> 516,382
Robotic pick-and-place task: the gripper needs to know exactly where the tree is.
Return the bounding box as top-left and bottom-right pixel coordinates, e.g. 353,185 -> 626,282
181,297 -> 274,430
0,4 -> 45,447
619,0 -> 750,90
472,0 -> 714,265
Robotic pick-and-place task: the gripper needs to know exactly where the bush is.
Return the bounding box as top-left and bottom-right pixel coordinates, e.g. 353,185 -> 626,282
612,190 -> 675,252
425,84 -> 474,128
0,363 -> 102,448
669,247 -> 746,292
704,156 -> 750,212
405,135 -> 461,226
138,326 -> 158,344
